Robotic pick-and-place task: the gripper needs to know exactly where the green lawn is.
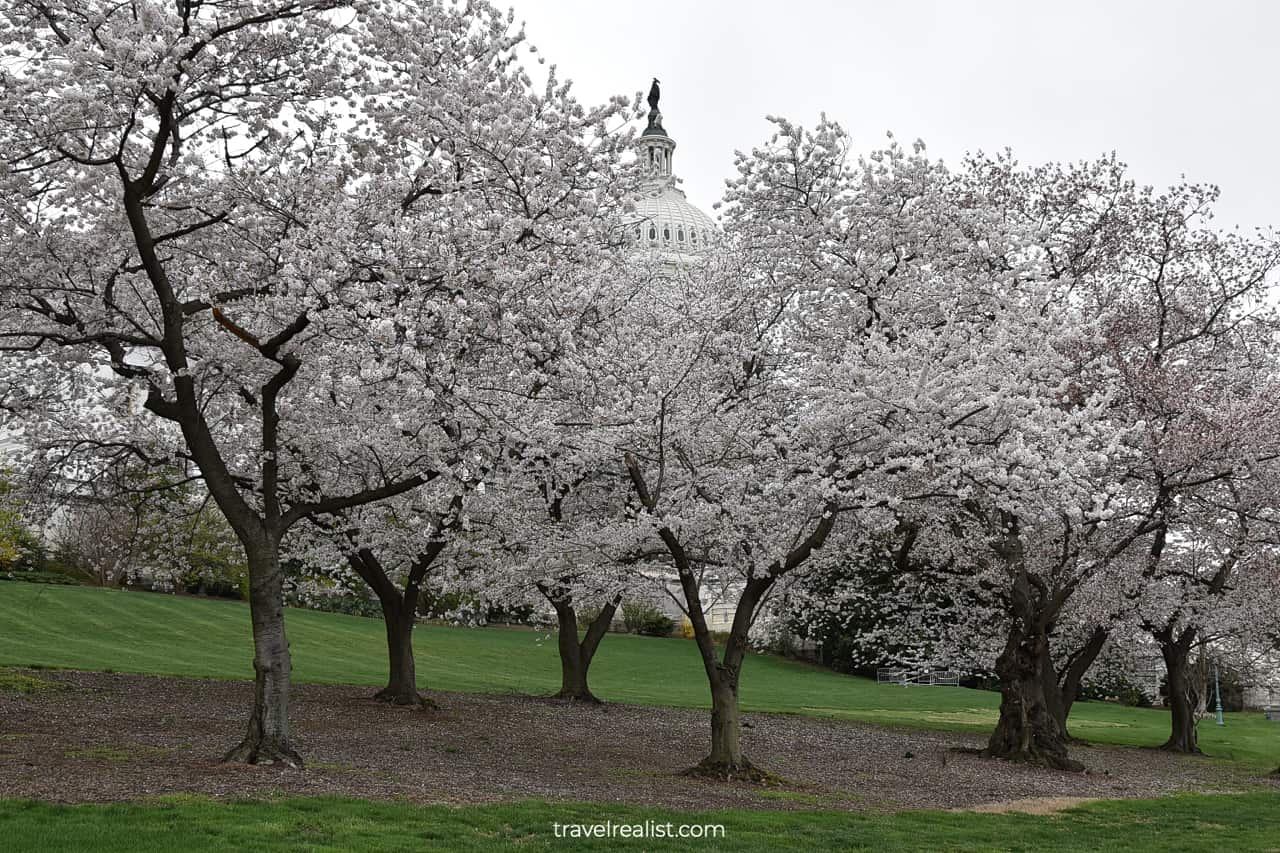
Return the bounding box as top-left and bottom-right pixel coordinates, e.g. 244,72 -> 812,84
1,582 -> 1277,770
3,793 -> 1280,852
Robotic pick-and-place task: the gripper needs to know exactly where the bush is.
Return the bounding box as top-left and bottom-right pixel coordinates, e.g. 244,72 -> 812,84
1080,671 -> 1155,707
1,569 -> 80,586
575,606 -> 619,631
622,602 -> 674,637
486,602 -> 537,625
3,535 -> 81,586
285,586 -> 383,618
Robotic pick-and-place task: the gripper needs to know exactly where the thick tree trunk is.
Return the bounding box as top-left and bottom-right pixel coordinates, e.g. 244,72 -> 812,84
374,596 -> 426,706
1158,632 -> 1202,754
984,623 -> 1083,771
983,517 -> 1081,772
223,539 -> 301,767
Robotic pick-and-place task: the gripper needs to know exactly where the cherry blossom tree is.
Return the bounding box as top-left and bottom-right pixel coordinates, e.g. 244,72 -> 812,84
288,485 -> 470,706
544,119 -> 1118,777
902,154 -> 1280,764
1130,460 -> 1280,752
0,0 -> 630,765
479,449 -> 636,703
461,247 -> 653,704
282,72 -> 635,708
1059,192 -> 1279,753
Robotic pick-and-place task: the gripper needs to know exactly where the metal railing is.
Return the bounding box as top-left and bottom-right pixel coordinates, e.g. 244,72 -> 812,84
877,668 -> 960,687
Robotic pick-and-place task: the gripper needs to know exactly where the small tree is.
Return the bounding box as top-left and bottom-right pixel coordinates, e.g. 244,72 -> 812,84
478,454 -> 634,703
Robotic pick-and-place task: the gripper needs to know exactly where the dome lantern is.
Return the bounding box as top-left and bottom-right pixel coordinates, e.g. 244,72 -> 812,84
628,79 -> 716,260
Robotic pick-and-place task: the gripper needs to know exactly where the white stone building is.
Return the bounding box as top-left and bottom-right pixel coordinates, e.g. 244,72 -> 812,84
626,93 -> 717,262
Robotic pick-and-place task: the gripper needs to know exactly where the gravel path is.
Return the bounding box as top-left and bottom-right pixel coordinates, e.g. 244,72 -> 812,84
0,670 -> 1268,811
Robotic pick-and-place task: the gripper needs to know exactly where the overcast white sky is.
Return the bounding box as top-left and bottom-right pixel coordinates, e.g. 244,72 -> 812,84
514,0 -> 1277,233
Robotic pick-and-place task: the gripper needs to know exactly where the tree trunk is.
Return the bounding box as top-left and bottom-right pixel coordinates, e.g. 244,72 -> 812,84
374,595 -> 426,706
689,578 -> 773,778
547,592 -> 619,703
552,599 -> 594,702
222,538 -> 301,767
621,454 -> 835,782
1158,631 -> 1202,754
702,676 -> 747,771
984,622 -> 1083,771
1191,650 -> 1210,717
1057,627 -> 1107,729
347,549 -> 433,708
1043,626 -> 1108,741
1040,647 -> 1069,743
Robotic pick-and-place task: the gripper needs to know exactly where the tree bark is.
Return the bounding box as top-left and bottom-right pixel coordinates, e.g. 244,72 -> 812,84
554,612 -> 591,702
1041,626 -> 1108,741
348,548 -> 433,707
1191,650 -> 1210,717
222,538 -> 301,767
982,518 -> 1082,771
687,578 -> 770,776
1057,626 -> 1107,729
1157,628 -> 1202,754
544,588 -> 619,702
1040,647 -> 1068,742
706,675 -> 745,769
985,620 -> 1083,771
374,594 -> 424,706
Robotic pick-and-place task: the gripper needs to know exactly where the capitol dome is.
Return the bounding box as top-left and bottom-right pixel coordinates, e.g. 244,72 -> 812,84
626,82 -> 716,260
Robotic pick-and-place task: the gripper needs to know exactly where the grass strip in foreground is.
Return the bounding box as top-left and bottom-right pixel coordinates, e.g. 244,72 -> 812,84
4,792 -> 1280,852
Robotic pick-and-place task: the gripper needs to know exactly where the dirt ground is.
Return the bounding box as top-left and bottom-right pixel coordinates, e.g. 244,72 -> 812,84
0,670 -> 1269,812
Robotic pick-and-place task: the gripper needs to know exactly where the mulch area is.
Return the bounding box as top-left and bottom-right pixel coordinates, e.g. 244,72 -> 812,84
0,670 -> 1269,812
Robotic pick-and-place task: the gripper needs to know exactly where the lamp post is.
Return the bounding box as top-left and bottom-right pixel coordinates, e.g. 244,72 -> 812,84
1214,664 -> 1225,727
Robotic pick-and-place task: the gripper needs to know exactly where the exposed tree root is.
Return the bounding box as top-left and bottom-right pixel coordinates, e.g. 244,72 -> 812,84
372,687 -> 438,710
552,689 -> 602,704
221,735 -> 303,769
1158,739 -> 1203,756
981,745 -> 1085,773
683,758 -> 784,786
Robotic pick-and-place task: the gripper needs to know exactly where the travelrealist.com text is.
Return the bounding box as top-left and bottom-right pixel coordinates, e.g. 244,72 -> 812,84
552,820 -> 726,840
